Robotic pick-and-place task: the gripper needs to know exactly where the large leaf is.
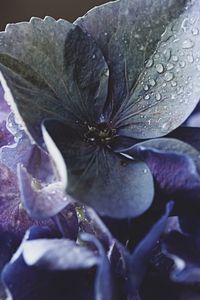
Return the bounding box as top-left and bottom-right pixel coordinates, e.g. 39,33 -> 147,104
43,120 -> 154,218
76,0 -> 200,138
0,17 -> 109,145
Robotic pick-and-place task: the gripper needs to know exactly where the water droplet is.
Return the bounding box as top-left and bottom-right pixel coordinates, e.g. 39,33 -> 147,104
145,95 -> 150,100
105,69 -> 109,76
166,63 -> 174,70
179,61 -> 186,68
161,122 -> 170,133
171,81 -> 177,87
134,33 -> 140,39
192,28 -> 199,36
155,93 -> 162,101
143,84 -> 149,91
139,45 -> 145,51
187,55 -> 194,63
92,54 -> 96,59
163,49 -> 172,61
177,87 -> 184,94
171,94 -> 176,99
156,64 -> 164,73
154,53 -> 160,59
172,55 -> 179,62
143,169 -> 148,174
164,72 -> 174,82
181,18 -> 189,32
104,32 -> 108,36
182,39 -> 194,49
149,79 -> 156,86
189,17 -> 197,25
146,58 -> 154,68
162,82 -> 167,87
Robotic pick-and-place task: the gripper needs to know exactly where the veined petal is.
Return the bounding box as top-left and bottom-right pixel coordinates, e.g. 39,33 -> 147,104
76,0 -> 200,138
0,17 -> 109,145
43,120 -> 154,218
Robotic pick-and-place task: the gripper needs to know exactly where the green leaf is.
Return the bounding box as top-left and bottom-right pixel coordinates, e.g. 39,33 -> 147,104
76,0 -> 200,138
0,17 -> 109,145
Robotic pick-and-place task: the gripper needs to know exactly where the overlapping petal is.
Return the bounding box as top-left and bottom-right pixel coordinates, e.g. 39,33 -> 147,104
0,17 -> 109,145
76,0 -> 200,138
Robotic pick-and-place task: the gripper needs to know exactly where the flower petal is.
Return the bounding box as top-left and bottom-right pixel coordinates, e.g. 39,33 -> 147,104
0,17 -> 109,145
0,84 -> 10,121
76,0 -> 187,113
164,230 -> 200,284
17,165 -> 70,219
23,239 -> 100,270
2,226 -> 96,300
76,0 -> 200,137
81,233 -> 114,300
0,133 -> 54,182
168,126 -> 200,152
128,202 -> 173,293
43,120 -> 154,218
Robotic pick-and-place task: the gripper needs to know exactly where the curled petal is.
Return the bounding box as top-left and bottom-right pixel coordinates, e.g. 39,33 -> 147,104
18,165 -> 70,219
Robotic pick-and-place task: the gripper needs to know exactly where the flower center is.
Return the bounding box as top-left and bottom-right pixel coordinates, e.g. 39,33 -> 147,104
84,122 -> 116,145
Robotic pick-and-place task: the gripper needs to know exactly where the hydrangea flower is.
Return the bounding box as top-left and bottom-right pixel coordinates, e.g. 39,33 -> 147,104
1,0 -> 200,219
0,0 -> 200,299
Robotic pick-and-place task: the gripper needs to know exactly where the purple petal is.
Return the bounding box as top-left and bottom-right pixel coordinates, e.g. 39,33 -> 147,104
128,202 -> 173,293
0,163 -> 56,240
81,233 -> 114,300
0,120 -> 14,147
164,231 -> 200,284
23,239 -> 100,270
0,133 -> 54,183
18,165 -> 70,219
168,126 -> 200,153
129,144 -> 200,217
2,226 -> 96,300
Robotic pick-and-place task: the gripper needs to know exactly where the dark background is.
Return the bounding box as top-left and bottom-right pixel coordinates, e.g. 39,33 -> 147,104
0,0 -> 107,30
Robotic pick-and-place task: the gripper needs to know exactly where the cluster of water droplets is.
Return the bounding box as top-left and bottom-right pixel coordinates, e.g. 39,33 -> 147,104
125,4 -> 200,136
